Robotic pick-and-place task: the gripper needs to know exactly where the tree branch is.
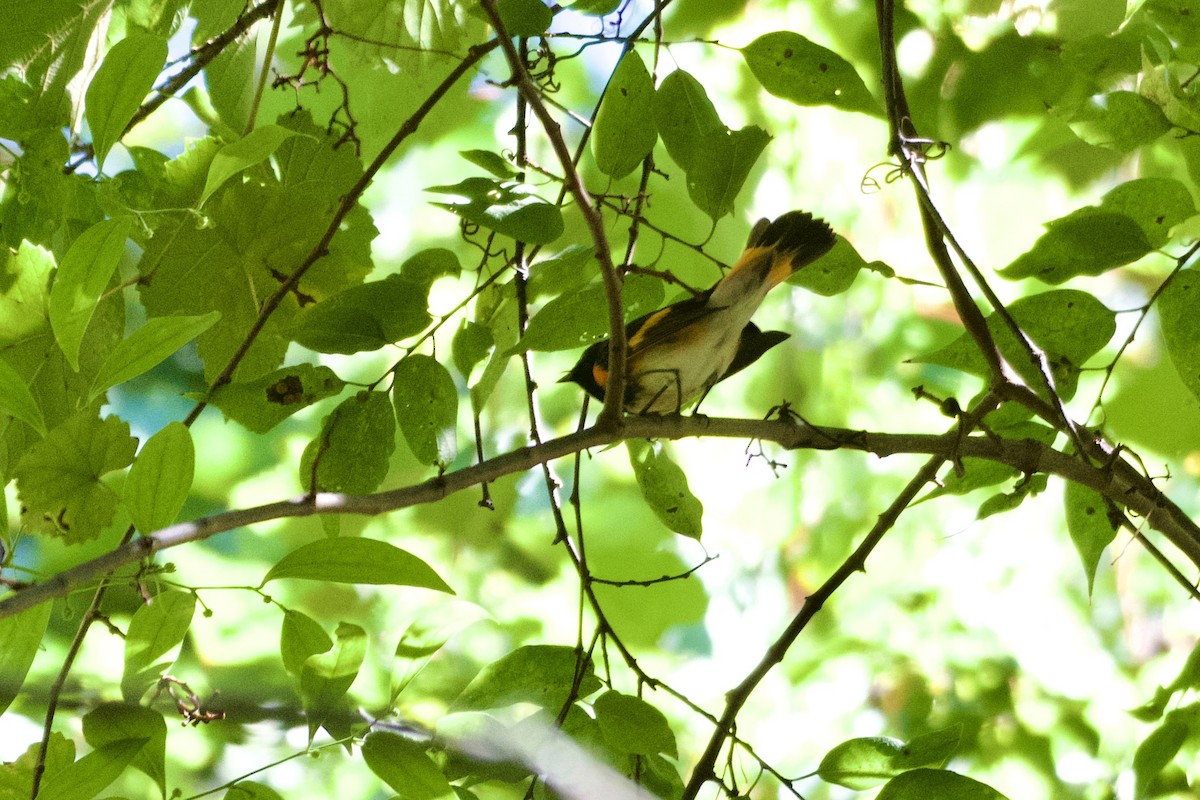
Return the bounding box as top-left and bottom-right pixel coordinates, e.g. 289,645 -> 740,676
5,415 -> 1199,619
125,0 -> 281,137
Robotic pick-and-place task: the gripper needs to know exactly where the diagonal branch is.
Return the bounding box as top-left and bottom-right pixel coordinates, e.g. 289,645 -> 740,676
125,0 -> 281,138
183,37 -> 501,424
479,0 -> 628,427
681,448 -> 953,798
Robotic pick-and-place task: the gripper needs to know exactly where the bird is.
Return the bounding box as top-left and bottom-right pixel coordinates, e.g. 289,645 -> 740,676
561,210 -> 836,414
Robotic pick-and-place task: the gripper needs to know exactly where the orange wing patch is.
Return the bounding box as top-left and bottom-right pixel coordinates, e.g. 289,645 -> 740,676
627,307 -> 672,350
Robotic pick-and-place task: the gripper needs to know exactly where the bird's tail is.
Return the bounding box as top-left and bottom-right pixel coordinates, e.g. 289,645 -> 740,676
708,211 -> 836,309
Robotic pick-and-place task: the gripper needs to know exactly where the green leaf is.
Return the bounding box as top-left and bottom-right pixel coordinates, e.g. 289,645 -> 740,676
470,282 -> 520,409
299,390 -> 396,493
453,644 -> 601,710
569,0 -> 622,14
976,473 -> 1047,520
1133,712 -> 1190,800
289,274 -> 431,355
401,247 -> 462,287
1098,177 -> 1196,249
686,126 -> 771,220
225,781 -> 286,800
915,290 -> 1115,401
392,355 -> 459,468
89,312 -> 221,404
48,217 -> 132,370
1166,641 -> 1200,694
1067,90 -> 1171,152
121,590 -> 196,702
654,69 -> 725,172
451,320 -> 494,380
1055,0 -> 1126,38
1131,685 -> 1174,723
999,211 -> 1152,283
85,33 -> 168,171
527,244 -> 598,298
361,731 -> 454,800
1064,481 -> 1118,597
0,240 -> 55,345
1060,30 -> 1141,79
13,412 -> 138,543
0,602 -> 53,717
36,738 -> 148,800
593,690 -> 677,757
200,125 -> 303,206
592,50 -> 658,178
494,0 -> 553,37
2,733 -> 75,796
903,728 -> 963,769
124,421 -> 194,534
945,31 -> 1079,134
1158,266 -> 1200,404
819,738 -> 919,789
82,703 -> 168,798
300,621 -> 367,740
262,536 -> 453,593
140,118 -> 373,383
787,235 -> 862,296
876,768 -> 1009,799
742,31 -> 881,116
280,609 -> 334,677
459,149 -> 518,178
517,274 -> 665,352
204,364 -> 347,433
391,600 -> 490,703
627,439 -> 703,538
1144,0 -> 1200,46
427,177 -> 564,244
0,72 -> 67,142
818,728 -> 961,789
0,354 -> 46,436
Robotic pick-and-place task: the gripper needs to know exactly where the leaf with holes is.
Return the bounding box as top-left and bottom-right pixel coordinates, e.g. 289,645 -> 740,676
299,391 -> 395,493
1064,481 -> 1119,598
593,50 -> 658,178
13,411 -> 137,543
742,31 -> 881,116
655,69 -> 725,172
686,126 -> 771,220
627,439 -> 703,538
392,355 -> 458,468
203,364 -> 347,433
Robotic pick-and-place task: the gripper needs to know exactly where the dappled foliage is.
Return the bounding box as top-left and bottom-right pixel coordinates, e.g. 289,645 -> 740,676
3,0 -> 1200,799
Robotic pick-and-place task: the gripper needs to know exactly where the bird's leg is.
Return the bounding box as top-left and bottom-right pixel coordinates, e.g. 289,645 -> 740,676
636,368 -> 685,414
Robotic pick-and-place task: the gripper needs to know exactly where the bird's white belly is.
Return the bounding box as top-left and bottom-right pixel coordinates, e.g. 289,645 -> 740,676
627,318 -> 742,413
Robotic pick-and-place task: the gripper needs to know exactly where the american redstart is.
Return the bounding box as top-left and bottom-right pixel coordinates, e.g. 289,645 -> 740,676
562,210 -> 836,413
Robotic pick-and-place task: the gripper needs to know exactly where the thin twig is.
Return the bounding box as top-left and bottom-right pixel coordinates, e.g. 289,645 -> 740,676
183,37 -> 502,425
